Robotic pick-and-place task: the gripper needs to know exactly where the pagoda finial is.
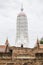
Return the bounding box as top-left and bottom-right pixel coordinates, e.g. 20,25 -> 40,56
21,4 -> 23,11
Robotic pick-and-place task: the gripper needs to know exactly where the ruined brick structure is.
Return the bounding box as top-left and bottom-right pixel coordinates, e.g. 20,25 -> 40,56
0,38 -> 43,65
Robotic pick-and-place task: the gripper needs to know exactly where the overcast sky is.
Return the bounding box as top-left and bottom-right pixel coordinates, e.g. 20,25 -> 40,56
0,0 -> 43,48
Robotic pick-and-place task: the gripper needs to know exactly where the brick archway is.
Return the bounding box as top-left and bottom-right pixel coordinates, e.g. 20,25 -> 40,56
23,63 -> 27,65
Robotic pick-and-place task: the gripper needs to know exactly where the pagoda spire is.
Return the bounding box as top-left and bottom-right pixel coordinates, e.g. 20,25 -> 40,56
36,37 -> 39,49
21,4 -> 24,11
5,37 -> 9,52
5,37 -> 9,46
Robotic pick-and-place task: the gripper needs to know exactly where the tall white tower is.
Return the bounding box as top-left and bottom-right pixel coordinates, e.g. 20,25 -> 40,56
16,6 -> 28,47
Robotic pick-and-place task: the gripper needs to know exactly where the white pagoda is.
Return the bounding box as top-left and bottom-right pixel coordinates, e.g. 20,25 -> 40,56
16,6 -> 28,47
